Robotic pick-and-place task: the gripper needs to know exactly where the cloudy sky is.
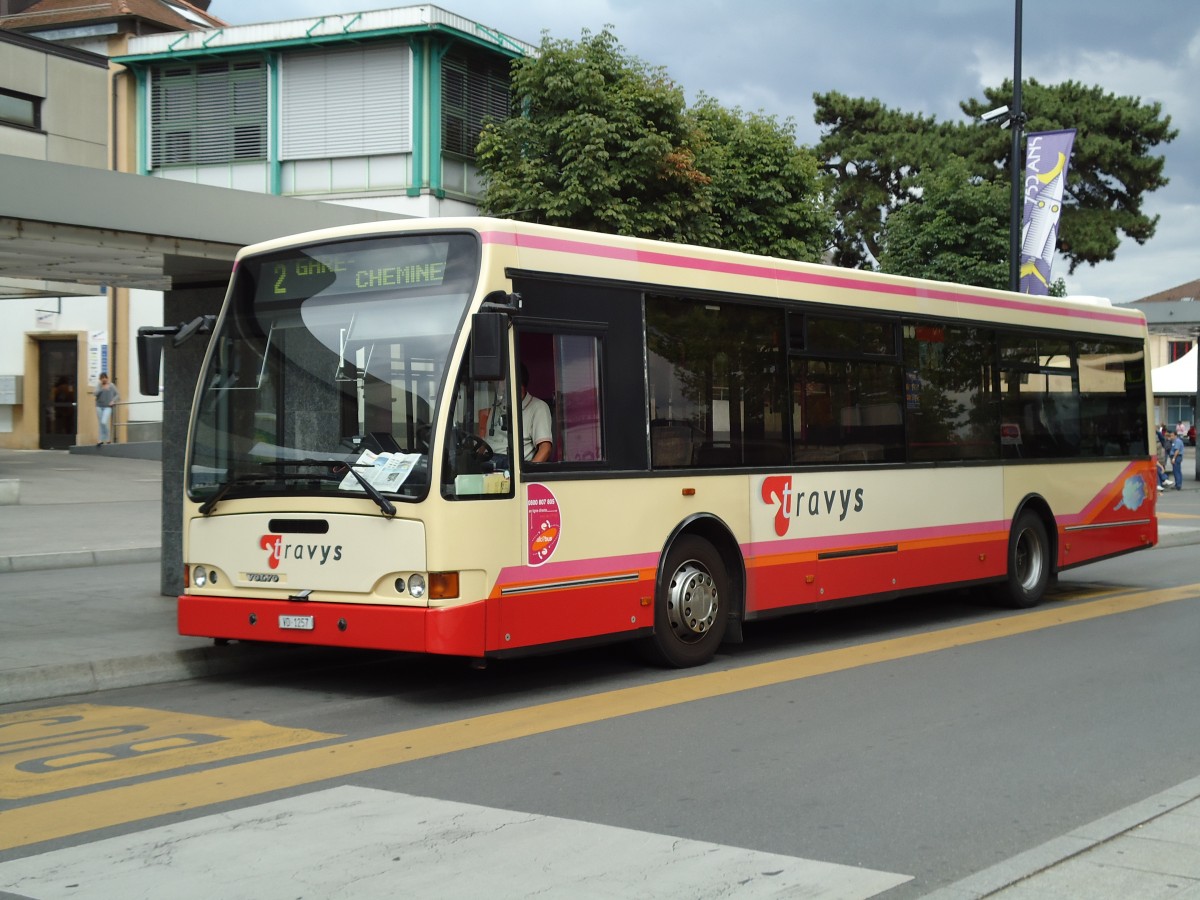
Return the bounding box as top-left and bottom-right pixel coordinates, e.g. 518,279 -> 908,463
211,1 -> 1199,303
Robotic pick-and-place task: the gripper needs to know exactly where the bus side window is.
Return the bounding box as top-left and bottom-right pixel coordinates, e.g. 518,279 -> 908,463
519,332 -> 605,466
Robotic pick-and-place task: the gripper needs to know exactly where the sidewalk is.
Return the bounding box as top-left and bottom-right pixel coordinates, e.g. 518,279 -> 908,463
2,446 -> 1199,898
0,446 -> 358,707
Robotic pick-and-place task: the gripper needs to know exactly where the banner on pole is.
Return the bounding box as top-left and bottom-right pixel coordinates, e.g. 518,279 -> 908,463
1019,129 -> 1075,295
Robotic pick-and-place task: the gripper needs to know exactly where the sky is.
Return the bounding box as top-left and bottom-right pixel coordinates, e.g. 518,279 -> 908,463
211,1 -> 1200,304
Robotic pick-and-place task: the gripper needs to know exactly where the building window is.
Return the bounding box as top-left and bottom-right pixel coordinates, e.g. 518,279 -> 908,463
150,59 -> 267,166
1169,340 -> 1192,363
281,44 -> 412,159
441,50 -> 510,159
0,87 -> 40,130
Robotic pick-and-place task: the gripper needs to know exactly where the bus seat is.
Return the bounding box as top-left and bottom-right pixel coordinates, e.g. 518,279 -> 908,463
651,424 -> 693,467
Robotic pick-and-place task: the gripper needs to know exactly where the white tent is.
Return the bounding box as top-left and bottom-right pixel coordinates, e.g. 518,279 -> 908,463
1151,345 -> 1197,394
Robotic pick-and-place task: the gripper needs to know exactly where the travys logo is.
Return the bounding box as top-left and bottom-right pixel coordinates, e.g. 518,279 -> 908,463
259,534 -> 344,569
760,476 -> 865,537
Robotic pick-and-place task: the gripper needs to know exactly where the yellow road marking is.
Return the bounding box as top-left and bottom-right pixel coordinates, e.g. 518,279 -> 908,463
0,705 -> 334,800
2,584 -> 1197,851
1158,511 -> 1200,520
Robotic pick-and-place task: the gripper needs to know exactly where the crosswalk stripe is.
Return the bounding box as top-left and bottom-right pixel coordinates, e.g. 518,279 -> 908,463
0,786 -> 912,899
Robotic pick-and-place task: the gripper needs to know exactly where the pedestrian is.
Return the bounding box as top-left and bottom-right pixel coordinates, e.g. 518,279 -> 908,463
1169,427 -> 1185,491
94,372 -> 119,445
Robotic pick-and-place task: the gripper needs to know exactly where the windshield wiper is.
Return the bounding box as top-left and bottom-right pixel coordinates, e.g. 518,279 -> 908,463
198,471 -> 280,516
258,458 -> 397,518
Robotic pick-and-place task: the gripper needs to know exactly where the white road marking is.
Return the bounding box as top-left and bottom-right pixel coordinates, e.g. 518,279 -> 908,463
0,785 -> 911,899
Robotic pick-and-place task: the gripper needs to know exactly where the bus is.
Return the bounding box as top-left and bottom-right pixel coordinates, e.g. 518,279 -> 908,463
145,217 -> 1157,668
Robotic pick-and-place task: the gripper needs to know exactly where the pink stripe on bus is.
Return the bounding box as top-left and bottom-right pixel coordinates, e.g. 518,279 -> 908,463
480,229 -> 1138,326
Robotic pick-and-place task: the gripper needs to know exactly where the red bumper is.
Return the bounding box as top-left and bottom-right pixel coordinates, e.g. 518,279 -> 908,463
178,594 -> 486,657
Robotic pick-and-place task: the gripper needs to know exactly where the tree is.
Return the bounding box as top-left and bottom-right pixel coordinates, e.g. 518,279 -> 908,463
816,81 -> 1176,276
960,79 -> 1177,272
879,156 -> 1009,289
477,28 -> 831,259
689,96 -> 831,261
812,91 -> 950,269
476,28 -> 709,242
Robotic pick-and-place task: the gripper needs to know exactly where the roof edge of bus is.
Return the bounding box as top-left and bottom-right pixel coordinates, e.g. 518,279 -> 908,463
228,219 -> 1147,325
232,216 -> 510,259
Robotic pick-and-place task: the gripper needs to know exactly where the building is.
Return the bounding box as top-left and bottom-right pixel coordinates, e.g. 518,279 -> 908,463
0,0 -> 226,448
0,2 -> 533,450
112,6 -> 533,218
0,28 -> 110,447
1127,279 -> 1199,430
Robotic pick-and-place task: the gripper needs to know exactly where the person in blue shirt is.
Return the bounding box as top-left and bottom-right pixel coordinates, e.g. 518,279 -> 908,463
1169,429 -> 1186,491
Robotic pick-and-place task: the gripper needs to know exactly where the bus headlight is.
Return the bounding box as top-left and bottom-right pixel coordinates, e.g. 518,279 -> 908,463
408,574 -> 426,598
193,566 -> 207,587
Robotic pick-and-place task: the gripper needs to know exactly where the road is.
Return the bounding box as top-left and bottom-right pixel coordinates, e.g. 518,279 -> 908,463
1,545 -> 1198,898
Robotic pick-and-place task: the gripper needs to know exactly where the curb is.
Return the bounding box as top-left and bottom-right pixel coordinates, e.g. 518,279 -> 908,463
920,773 -> 1200,899
0,642 -> 392,706
0,547 -> 161,574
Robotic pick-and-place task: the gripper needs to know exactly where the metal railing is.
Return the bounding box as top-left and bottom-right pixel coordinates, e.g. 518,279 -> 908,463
113,399 -> 163,443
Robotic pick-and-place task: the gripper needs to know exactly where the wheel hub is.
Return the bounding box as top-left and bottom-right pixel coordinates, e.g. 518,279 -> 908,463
667,561 -> 719,640
1015,527 -> 1044,591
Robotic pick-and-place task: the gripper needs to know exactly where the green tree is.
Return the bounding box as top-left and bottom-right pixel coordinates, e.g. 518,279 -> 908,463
477,28 -> 831,259
960,79 -> 1177,272
812,91 -> 950,268
476,28 -> 709,242
816,81 -> 1176,276
688,96 -> 831,261
879,156 -> 1009,289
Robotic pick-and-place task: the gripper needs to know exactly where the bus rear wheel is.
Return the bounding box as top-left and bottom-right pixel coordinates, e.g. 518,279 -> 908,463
992,510 -> 1051,609
644,535 -> 729,668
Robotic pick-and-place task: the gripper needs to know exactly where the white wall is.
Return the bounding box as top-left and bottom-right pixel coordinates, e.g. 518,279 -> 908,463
127,287 -> 165,421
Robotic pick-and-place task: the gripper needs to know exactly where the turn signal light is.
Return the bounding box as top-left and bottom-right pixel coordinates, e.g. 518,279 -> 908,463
429,572 -> 460,599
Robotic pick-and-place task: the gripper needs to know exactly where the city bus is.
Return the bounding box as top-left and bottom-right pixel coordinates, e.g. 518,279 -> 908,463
147,217 -> 1157,668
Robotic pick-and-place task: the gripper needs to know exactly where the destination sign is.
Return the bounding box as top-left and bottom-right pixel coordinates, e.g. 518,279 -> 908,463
254,242 -> 453,304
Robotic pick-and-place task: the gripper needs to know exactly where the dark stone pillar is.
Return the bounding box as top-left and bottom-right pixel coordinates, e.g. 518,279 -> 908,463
159,285 -> 223,596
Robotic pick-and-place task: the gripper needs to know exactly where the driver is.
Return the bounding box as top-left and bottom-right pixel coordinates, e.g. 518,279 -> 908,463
486,364 -> 553,468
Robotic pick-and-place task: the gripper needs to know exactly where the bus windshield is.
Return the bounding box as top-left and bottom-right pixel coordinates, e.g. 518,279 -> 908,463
187,232 -> 480,504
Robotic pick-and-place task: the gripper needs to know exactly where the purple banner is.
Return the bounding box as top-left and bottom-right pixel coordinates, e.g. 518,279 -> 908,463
1020,129 -> 1075,295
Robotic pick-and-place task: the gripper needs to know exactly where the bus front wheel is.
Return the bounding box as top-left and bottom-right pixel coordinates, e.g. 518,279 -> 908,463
644,535 -> 729,668
992,511 -> 1051,609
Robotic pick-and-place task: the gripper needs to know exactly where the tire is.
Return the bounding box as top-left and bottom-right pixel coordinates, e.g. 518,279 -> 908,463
644,535 -> 730,668
991,510 -> 1051,609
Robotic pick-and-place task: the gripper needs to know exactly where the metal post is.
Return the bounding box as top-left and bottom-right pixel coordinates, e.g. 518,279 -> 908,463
1009,0 -> 1023,292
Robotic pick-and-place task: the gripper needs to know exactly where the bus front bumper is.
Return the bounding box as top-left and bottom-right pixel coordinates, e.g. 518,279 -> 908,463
178,594 -> 486,657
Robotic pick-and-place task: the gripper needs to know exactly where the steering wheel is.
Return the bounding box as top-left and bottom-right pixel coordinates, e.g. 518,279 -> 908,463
459,432 -> 494,461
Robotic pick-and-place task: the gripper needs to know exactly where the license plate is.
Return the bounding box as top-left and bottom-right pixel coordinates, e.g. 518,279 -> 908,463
279,614 -> 314,631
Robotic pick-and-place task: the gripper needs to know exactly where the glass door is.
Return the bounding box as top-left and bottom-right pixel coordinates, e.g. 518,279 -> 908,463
39,339 -> 78,450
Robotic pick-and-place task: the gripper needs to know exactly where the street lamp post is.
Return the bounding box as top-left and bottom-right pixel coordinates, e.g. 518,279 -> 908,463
1009,0 -> 1023,292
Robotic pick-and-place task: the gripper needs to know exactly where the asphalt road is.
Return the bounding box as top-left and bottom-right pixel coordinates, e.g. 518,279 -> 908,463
2,544 -> 1197,899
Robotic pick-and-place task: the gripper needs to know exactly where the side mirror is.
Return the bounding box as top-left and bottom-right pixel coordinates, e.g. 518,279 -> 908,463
136,331 -> 164,397
135,315 -> 216,396
470,311 -> 507,381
